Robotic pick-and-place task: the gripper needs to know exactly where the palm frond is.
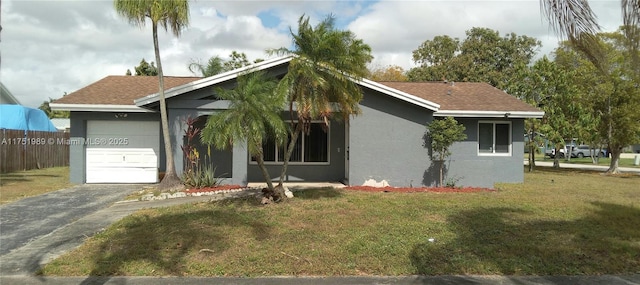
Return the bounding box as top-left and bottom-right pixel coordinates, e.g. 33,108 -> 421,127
114,0 -> 189,36
201,71 -> 287,157
541,0 -> 600,39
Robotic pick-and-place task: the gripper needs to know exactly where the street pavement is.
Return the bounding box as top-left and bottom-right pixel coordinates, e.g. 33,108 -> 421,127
526,160 -> 640,173
1,180 -> 639,284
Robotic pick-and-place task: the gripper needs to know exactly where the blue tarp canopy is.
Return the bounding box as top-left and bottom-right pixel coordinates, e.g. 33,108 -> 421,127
0,104 -> 57,132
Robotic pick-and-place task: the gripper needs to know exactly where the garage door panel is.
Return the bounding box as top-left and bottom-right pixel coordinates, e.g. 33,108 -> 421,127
87,121 -> 158,136
87,121 -> 159,151
86,167 -> 158,184
86,121 -> 159,184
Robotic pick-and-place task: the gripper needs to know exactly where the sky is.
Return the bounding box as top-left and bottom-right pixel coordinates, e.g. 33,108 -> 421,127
1,0 -> 623,108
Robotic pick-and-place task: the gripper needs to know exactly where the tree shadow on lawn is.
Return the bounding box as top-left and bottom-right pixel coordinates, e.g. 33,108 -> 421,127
77,198 -> 272,285
0,173 -> 63,185
410,202 -> 640,276
294,187 -> 344,200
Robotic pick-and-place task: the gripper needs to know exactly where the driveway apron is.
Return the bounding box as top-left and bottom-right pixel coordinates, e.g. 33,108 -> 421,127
0,184 -> 139,274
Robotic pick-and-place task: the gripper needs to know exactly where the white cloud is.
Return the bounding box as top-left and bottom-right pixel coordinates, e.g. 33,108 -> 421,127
0,0 -> 623,108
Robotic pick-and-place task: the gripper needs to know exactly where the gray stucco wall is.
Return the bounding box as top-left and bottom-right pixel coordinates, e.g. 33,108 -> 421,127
68,112 -> 161,183
445,118 -> 525,188
349,89 -> 526,189
349,89 -> 434,187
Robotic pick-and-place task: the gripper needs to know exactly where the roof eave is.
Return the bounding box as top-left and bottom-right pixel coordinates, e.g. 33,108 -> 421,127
50,103 -> 155,113
359,79 -> 440,111
434,110 -> 544,119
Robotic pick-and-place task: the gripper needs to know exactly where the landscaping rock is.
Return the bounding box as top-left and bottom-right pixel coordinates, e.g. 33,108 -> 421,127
284,187 -> 294,198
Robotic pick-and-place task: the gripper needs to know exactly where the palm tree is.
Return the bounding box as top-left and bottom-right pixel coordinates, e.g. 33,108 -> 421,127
188,56 -> 225,77
201,71 -> 287,192
541,0 -> 639,174
269,15 -> 373,196
114,0 -> 190,189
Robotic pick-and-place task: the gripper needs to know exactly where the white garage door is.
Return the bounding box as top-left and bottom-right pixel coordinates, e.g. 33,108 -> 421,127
86,120 -> 159,183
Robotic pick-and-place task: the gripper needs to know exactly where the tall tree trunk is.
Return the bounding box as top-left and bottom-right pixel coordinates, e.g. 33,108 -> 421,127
528,124 -> 536,172
254,143 -> 275,191
256,155 -> 275,190
553,147 -> 560,168
277,120 -> 302,188
607,146 -> 621,174
439,159 -> 444,187
153,23 -> 181,190
605,93 -> 620,174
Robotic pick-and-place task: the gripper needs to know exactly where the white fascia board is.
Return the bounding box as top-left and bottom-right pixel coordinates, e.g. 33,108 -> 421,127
434,110 -> 544,118
135,56 -> 294,107
49,103 -> 155,113
357,78 -> 440,111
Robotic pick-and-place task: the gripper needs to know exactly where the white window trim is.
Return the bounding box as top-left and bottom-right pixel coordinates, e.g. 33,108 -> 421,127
249,121 -> 331,165
477,120 -> 512,157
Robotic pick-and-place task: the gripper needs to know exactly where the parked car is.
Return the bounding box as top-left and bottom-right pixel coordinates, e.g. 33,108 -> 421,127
571,145 -> 606,158
545,143 -> 576,158
546,148 -> 566,158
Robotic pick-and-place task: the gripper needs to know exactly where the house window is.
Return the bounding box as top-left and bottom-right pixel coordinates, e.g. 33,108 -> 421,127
478,121 -> 511,155
253,122 -> 329,164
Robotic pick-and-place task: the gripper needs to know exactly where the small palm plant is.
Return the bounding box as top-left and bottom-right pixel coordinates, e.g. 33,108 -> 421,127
201,71 -> 287,193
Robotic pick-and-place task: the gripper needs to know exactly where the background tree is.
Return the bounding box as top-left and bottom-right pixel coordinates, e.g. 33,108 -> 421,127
114,0 -> 190,190
368,65 -> 408,81
188,51 -> 263,77
188,56 -> 224,77
408,27 -> 540,89
553,30 -> 640,173
223,51 -> 250,71
269,14 -> 372,199
409,35 -> 461,82
502,63 -> 542,171
541,0 -> 640,173
425,116 -> 467,187
134,58 -> 158,76
201,71 -> 287,194
555,42 -> 608,163
39,95 -> 70,119
531,57 -> 582,168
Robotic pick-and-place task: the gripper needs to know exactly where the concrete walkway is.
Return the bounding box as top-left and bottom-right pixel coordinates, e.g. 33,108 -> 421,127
526,161 -> 640,173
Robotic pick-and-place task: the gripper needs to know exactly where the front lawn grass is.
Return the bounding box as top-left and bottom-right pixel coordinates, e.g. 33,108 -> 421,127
0,167 -> 71,205
41,167 -> 640,276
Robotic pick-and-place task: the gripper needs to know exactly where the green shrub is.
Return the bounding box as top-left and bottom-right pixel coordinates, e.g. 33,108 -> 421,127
181,164 -> 221,189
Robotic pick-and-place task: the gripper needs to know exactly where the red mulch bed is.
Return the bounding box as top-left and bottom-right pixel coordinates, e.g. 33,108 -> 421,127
184,185 -> 246,193
344,186 -> 494,193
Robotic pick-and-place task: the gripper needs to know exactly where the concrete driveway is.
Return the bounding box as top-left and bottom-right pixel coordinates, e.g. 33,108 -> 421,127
0,184 -> 140,275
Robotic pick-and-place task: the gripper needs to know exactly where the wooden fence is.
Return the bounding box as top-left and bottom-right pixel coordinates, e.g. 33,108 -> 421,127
0,129 -> 70,173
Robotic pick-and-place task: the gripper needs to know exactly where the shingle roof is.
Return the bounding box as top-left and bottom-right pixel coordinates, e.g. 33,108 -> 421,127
53,73 -> 540,117
377,81 -> 541,113
54,75 -> 201,105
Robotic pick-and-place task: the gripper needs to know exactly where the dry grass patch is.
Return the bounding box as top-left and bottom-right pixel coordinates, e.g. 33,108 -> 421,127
42,171 -> 640,276
0,167 -> 71,204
